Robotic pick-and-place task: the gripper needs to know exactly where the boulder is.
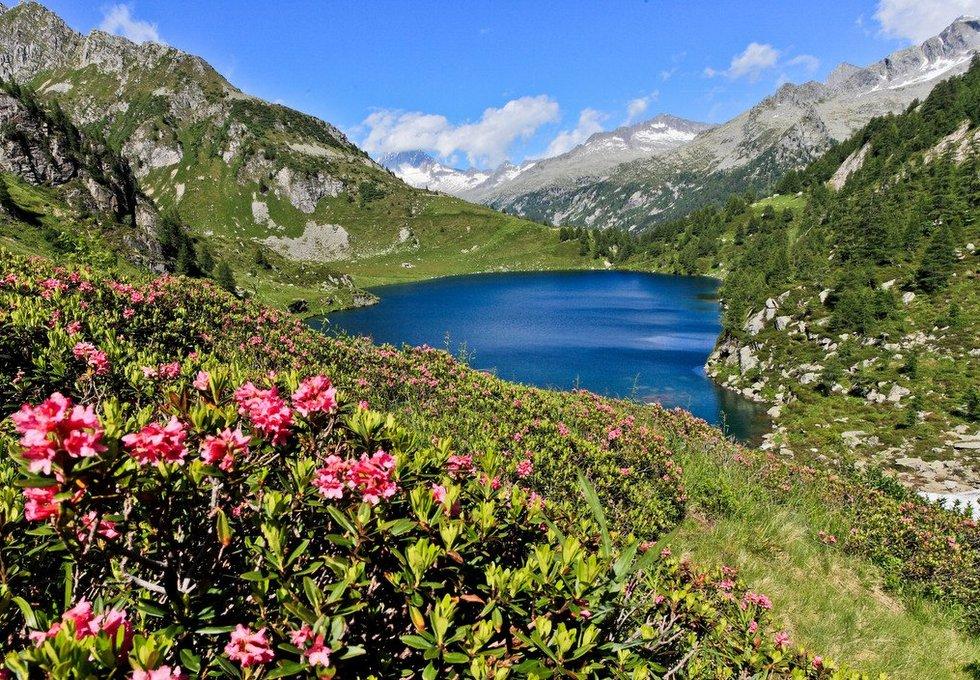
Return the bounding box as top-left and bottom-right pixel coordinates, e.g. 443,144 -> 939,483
775,315 -> 791,331
886,384 -> 910,403
901,291 -> 916,304
738,345 -> 759,373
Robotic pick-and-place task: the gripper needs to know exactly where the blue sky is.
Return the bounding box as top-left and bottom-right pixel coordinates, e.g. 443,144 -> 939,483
44,0 -> 979,168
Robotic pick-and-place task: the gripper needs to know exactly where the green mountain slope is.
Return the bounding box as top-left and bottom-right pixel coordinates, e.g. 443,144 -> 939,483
0,1 -> 587,313
589,58 -> 980,494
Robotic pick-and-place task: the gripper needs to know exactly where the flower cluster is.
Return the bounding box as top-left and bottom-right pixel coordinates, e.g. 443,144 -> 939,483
122,416 -> 188,465
224,625 -> 275,667
291,375 -> 337,417
234,383 -> 293,444
289,626 -> 331,667
313,450 -> 398,505
200,427 -> 250,472
72,341 -> 110,375
30,600 -> 133,656
11,392 -> 105,474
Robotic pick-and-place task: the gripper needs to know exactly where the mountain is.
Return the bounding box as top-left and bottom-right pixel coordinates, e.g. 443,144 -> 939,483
381,115 -> 712,206
378,150 -> 491,195
0,1 -> 588,311
478,17 -> 980,230
463,114 -> 714,205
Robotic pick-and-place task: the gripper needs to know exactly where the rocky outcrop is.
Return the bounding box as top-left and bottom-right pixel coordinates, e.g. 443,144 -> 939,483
0,85 -> 161,266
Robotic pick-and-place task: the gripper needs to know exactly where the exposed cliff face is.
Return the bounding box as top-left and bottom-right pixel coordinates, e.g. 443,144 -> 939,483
0,83 -> 161,265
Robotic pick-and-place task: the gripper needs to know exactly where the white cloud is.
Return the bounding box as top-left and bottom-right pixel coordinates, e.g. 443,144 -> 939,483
99,4 -> 163,44
540,108 -> 606,158
705,42 -> 780,82
787,54 -> 821,73
625,91 -> 659,123
360,95 -> 560,167
875,0 -> 979,42
660,67 -> 677,81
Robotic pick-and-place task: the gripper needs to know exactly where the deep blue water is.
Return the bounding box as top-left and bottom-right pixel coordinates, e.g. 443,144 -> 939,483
312,270 -> 768,444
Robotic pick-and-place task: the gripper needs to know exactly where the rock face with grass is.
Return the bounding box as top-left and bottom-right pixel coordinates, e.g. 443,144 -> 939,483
0,79 -> 161,264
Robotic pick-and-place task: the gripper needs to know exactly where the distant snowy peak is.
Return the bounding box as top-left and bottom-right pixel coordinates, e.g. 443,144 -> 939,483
583,115 -> 714,154
829,16 -> 980,96
379,150 -> 491,195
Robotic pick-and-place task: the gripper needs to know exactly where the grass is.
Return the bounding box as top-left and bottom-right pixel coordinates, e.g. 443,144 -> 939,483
670,446 -> 980,679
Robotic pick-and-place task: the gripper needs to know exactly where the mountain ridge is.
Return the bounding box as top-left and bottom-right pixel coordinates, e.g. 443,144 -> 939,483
475,16 -> 980,230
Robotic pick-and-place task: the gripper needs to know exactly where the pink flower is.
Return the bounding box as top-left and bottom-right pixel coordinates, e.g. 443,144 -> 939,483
131,666 -> 187,680
72,342 -> 110,375
306,636 -> 331,667
11,393 -> 106,474
193,370 -> 210,391
200,428 -> 250,471
607,427 -> 622,441
431,484 -> 447,503
235,382 -> 293,444
358,400 -> 369,410
313,455 -> 348,499
23,486 -> 60,521
446,454 -> 474,478
225,625 -> 275,667
346,450 -> 398,505
94,608 -> 133,655
122,416 -> 188,465
557,422 -> 570,437
291,375 -> 337,417
158,362 -> 180,379
748,620 -> 758,634
63,600 -> 95,639
66,321 -> 82,335
289,626 -> 314,647
516,459 -> 533,478
812,656 -> 823,669
78,511 -> 119,541
774,631 -> 790,649
742,592 -> 773,611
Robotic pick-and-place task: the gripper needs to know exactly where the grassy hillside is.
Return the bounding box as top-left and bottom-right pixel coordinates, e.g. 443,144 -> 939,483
565,58 -> 980,493
0,1 -> 592,316
1,248 -> 979,676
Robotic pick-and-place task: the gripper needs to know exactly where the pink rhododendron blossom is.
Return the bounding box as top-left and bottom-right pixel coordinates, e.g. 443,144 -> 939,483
748,620 -> 759,634
291,375 -> 337,416
234,382 -> 293,444
131,666 -> 187,680
66,321 -> 82,335
741,592 -> 773,611
445,454 -> 474,477
79,511 -> 119,541
225,625 -> 275,667
358,400 -> 369,410
516,459 -> 533,478
557,422 -> 570,437
306,636 -> 331,667
193,370 -> 210,391
122,416 -> 188,465
63,600 -> 95,639
289,626 -> 331,667
200,428 -> 250,471
94,608 -> 134,655
312,456 -> 348,499
23,486 -> 60,521
812,656 -> 823,669
774,631 -> 790,649
346,450 -> 398,505
11,393 -> 106,474
158,362 -> 180,379
72,342 -> 109,375
431,484 -> 447,503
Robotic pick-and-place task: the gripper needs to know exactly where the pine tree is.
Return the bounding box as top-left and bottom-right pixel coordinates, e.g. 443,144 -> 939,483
215,261 -> 237,294
915,224 -> 956,293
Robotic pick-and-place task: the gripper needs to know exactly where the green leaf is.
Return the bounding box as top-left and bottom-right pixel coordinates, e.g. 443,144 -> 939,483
401,634 -> 434,650
577,472 -> 610,557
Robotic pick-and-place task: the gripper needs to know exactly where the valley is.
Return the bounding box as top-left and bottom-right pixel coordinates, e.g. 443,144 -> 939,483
0,2 -> 978,677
